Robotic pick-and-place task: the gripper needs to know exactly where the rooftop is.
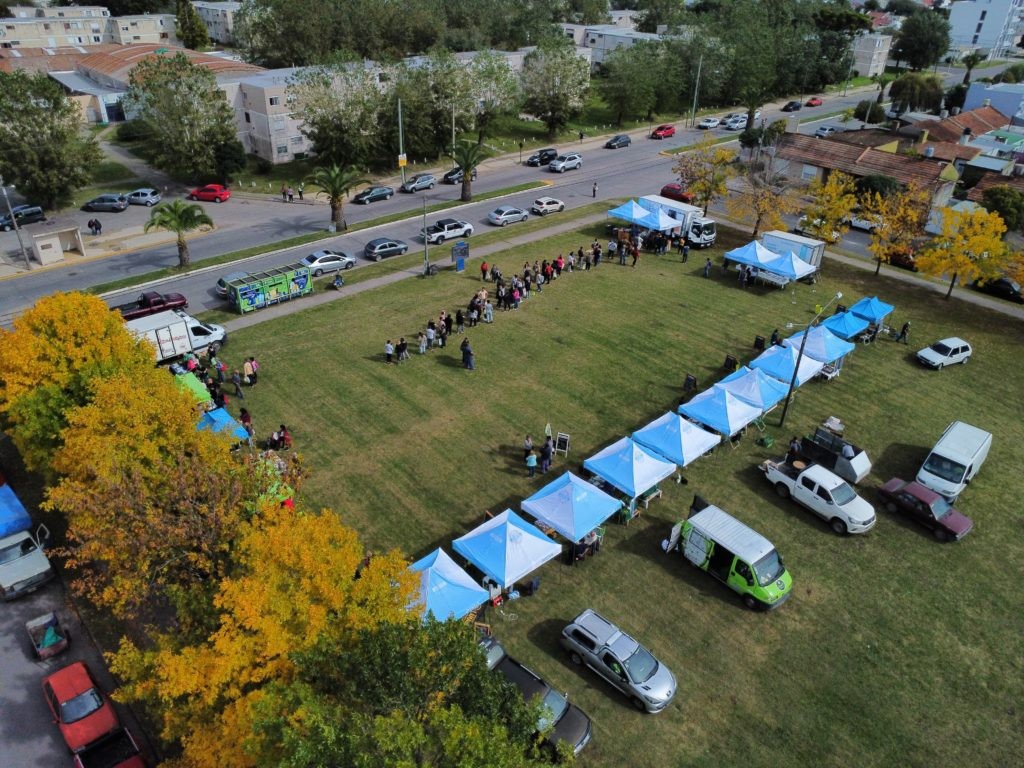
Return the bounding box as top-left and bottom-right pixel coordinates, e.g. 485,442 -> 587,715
910,106 -> 1009,143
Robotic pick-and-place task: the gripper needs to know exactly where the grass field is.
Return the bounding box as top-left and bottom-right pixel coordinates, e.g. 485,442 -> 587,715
211,223 -> 1023,768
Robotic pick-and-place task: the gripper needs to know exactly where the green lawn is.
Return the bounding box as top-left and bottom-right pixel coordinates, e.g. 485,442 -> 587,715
188,224 -> 1023,768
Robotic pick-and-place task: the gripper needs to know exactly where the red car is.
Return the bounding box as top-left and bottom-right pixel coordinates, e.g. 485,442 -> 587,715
650,124 -> 676,139
42,661 -> 120,753
878,478 -> 974,541
805,96 -> 823,107
659,183 -> 695,204
187,184 -> 231,203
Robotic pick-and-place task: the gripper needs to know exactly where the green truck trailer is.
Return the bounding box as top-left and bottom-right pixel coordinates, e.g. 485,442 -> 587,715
226,263 -> 313,313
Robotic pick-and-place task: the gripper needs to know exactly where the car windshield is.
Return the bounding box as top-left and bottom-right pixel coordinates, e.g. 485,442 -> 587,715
537,688 -> 569,732
0,540 -> 32,565
930,343 -> 952,356
831,482 -> 857,506
623,646 -> 658,683
753,550 -> 785,587
929,495 -> 952,519
60,688 -> 103,724
922,453 -> 967,483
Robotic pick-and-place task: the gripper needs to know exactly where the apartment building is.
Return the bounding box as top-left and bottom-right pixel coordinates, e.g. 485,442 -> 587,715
852,32 -> 891,78
560,23 -> 659,71
191,1 -> 241,45
948,0 -> 1024,58
0,5 -> 175,49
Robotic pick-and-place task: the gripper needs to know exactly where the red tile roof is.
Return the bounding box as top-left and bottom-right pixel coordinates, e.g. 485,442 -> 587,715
0,44 -> 122,73
77,44 -> 262,83
775,133 -> 952,187
911,106 -> 1009,143
965,172 -> 1024,202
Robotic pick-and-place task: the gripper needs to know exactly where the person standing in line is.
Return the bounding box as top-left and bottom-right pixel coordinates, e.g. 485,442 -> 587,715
287,186 -> 295,203
444,312 -> 454,336
281,184 -> 288,202
481,260 -> 489,282
249,356 -> 260,386
456,309 -> 465,334
384,339 -> 394,364
682,243 -> 690,263
231,369 -> 245,399
397,337 -> 409,362
426,322 -> 436,349
418,331 -> 427,354
239,408 -> 254,447
243,357 -> 255,386
483,299 -> 494,323
703,257 -> 712,277
526,450 -> 538,477
523,434 -> 534,460
896,321 -> 910,344
297,183 -> 304,201
437,322 -> 448,348
540,436 -> 553,474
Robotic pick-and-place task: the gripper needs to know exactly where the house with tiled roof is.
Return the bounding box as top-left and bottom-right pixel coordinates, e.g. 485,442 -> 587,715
965,170 -> 1024,201
908,106 -> 1009,144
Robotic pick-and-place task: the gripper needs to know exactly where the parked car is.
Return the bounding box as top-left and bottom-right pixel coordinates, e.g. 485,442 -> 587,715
421,218 -> 474,243
805,96 -> 824,107
650,124 -> 676,139
400,174 -> 435,193
604,134 -> 631,149
697,117 -> 720,129
300,249 -> 357,275
814,125 -> 838,138
559,609 -> 677,712
364,237 -> 408,261
885,244 -> 917,271
442,166 -> 477,184
125,188 -> 162,206
782,100 -> 802,112
878,478 -> 974,541
659,183 -> 695,203
216,271 -> 249,297
0,204 -> 46,231
114,290 -> 189,320
844,210 -> 880,231
970,276 -> 1023,303
723,115 -> 748,131
83,194 -> 128,212
488,206 -> 529,226
187,184 -> 231,203
42,661 -> 120,753
525,148 -> 558,166
549,152 -> 582,172
916,337 -> 972,369
353,186 -> 394,204
530,197 -> 565,215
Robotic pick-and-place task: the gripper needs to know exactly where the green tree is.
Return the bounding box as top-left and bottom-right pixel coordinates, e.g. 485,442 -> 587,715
309,164 -> 369,230
981,185 -> 1024,234
874,72 -> 895,104
960,50 -> 986,84
945,83 -> 968,111
143,200 -> 214,268
636,0 -> 688,32
855,174 -> 900,198
995,62 -> 1024,83
853,99 -> 886,123
568,0 -> 610,24
125,53 -> 241,181
887,0 -> 922,16
451,139 -> 486,203
176,0 -> 210,50
595,41 -> 658,125
520,37 -> 591,140
893,11 -> 951,71
467,50 -> 522,144
0,71 -> 101,209
889,72 -> 944,114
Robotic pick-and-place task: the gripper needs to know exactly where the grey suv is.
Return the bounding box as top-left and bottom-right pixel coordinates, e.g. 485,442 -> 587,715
400,174 -> 436,193
559,609 -> 677,713
0,204 -> 46,231
548,153 -> 582,173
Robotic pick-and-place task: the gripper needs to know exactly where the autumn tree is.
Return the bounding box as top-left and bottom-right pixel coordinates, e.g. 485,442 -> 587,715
800,171 -> 857,245
672,135 -> 737,215
110,507 -> 419,768
726,169 -> 798,239
861,182 -> 930,275
917,206 -> 1010,298
0,292 -> 153,474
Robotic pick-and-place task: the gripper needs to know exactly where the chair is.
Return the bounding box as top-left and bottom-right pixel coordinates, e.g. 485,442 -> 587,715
474,621 -> 493,636
753,335 -> 766,351
820,363 -> 840,381
594,526 -> 606,547
619,501 -> 640,526
723,354 -> 738,371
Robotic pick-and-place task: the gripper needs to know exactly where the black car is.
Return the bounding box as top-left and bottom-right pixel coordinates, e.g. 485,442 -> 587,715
525,148 -> 558,166
781,101 -> 802,112
971,276 -> 1023,304
353,186 -> 394,204
442,166 -> 478,184
0,204 -> 46,231
605,134 -> 631,149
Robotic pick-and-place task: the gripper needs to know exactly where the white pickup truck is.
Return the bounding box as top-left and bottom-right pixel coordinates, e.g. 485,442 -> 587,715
761,459 -> 876,535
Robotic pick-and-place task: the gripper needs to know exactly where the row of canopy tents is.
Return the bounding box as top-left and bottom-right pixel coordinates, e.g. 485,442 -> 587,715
725,241 -> 817,282
607,199 -> 679,232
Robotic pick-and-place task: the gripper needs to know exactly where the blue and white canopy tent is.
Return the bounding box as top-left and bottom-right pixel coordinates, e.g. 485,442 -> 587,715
196,407 -> 248,440
632,411 -> 721,467
583,437 -> 677,499
848,295 -> 895,325
762,251 -> 817,280
452,509 -> 561,589
409,548 -> 489,621
607,200 -> 654,224
724,241 -> 780,269
718,366 -> 790,411
783,326 -> 857,364
678,386 -> 763,437
750,344 -> 825,386
821,310 -> 870,341
521,472 -> 622,542
638,207 -> 679,232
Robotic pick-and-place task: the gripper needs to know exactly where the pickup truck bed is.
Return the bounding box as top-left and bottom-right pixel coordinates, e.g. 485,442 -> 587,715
74,728 -> 145,768
762,458 -> 799,480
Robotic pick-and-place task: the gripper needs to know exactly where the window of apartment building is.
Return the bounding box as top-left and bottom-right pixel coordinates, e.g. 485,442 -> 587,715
160,32 -> 168,39
121,25 -> 128,31
277,145 -> 288,156
244,111 -> 251,123
273,117 -> 286,131
92,35 -> 100,42
72,22 -> 81,29
43,23 -> 50,30
290,135 -> 303,145
269,96 -> 280,106
130,21 -> 139,27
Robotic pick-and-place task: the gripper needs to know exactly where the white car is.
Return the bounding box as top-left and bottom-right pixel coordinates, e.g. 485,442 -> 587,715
299,249 -> 356,275
723,116 -> 748,131
697,117 -> 720,129
844,212 -> 880,232
814,125 -> 839,138
549,153 -> 582,172
487,206 -> 528,226
530,197 -> 565,216
126,188 -> 162,206
917,337 -> 972,369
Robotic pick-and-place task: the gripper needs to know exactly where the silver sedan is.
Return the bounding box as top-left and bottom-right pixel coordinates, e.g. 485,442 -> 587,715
487,206 -> 529,227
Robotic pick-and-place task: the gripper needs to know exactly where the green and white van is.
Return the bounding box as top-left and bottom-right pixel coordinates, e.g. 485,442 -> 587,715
667,505 -> 792,610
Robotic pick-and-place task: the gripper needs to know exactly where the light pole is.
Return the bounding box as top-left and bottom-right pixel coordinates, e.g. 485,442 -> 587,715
778,292 -> 842,428
0,176 -> 32,271
421,197 -> 430,277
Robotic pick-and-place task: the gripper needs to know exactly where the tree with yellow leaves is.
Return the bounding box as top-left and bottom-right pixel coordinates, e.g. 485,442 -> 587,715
0,292 -> 153,473
725,169 -> 799,239
800,171 -> 857,245
916,206 -> 1010,298
672,135 -> 737,215
861,181 -> 931,275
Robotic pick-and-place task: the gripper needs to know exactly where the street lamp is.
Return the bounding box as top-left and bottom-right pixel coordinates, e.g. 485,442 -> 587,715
777,291 -> 842,428
0,176 -> 32,271
421,196 -> 430,277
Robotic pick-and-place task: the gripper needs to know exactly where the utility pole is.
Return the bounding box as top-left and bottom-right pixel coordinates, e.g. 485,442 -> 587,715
398,98 -> 407,185
422,197 -> 430,277
451,103 -> 457,167
0,176 -> 32,271
689,54 -> 703,128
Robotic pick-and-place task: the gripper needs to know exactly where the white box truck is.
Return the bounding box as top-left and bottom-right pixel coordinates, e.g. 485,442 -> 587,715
126,309 -> 227,364
761,230 -> 825,268
639,195 -> 717,248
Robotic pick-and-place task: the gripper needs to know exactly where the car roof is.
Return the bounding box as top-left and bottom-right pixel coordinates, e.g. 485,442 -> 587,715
688,506 -> 775,563
496,657 -> 546,701
535,196 -> 557,203
802,463 -> 844,489
902,481 -> 943,504
495,206 -> 517,213
936,337 -> 969,346
45,661 -> 94,699
571,609 -> 621,646
367,237 -> 392,246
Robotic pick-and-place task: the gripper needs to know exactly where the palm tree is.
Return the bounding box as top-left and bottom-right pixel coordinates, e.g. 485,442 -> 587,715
308,164 -> 368,231
143,200 -> 213,268
960,51 -> 986,85
875,73 -> 895,105
451,140 -> 486,203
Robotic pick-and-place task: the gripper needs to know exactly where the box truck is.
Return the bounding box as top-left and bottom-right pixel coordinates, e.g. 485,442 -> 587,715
126,309 -> 227,364
0,480 -> 54,600
638,195 -> 717,248
761,230 -> 825,268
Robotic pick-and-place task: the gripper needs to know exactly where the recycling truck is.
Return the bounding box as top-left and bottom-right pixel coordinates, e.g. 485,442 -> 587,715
638,195 -> 717,248
0,479 -> 54,600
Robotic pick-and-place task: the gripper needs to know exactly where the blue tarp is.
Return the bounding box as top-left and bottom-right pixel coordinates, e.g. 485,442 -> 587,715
821,311 -> 870,341
452,509 -> 561,589
632,411 -> 721,468
521,472 -> 622,542
607,200 -> 652,224
409,548 -> 488,621
750,344 -> 825,387
197,407 -> 249,440
762,251 -> 817,280
678,386 -> 763,437
783,326 -> 857,363
718,366 -> 790,410
0,482 -> 31,538
583,437 -> 677,499
849,296 -> 895,324
724,241 -> 779,269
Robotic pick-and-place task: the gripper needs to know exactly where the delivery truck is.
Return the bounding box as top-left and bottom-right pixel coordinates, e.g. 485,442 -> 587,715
0,480 -> 54,600
761,230 -> 825,268
638,195 -> 717,248
125,310 -> 227,364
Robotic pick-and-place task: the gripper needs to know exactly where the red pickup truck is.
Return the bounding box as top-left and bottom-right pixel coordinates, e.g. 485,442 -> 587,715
114,291 -> 188,320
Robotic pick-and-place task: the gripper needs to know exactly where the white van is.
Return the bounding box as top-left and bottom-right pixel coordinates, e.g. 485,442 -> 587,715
916,421 -> 992,502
